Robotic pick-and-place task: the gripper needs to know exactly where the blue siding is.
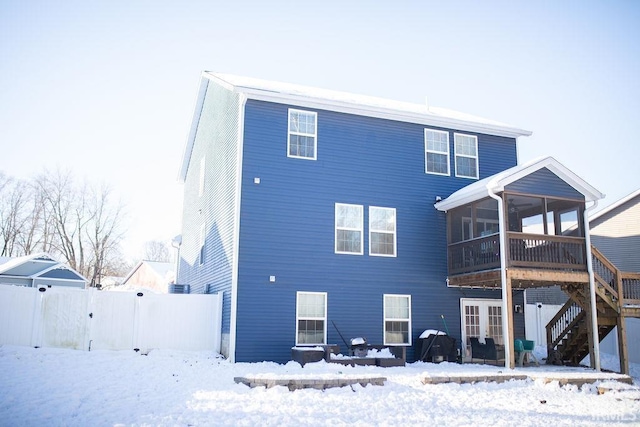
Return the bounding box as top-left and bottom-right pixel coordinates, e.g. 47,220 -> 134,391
235,100 -> 520,363
505,167 -> 585,200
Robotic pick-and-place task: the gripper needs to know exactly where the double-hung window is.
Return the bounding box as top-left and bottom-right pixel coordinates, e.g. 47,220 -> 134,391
369,206 -> 396,257
296,291 -> 327,345
384,294 -> 411,345
425,129 -> 450,175
335,203 -> 363,255
454,133 -> 479,179
288,109 -> 317,160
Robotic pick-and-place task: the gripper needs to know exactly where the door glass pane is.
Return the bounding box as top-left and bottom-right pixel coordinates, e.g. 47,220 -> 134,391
464,305 -> 480,344
487,305 -> 503,345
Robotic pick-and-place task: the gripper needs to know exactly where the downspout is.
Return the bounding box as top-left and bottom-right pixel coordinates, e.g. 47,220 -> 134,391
584,200 -> 600,371
487,182 -> 511,369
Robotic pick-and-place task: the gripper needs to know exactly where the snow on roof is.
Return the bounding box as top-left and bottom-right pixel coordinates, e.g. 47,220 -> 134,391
179,72 -> 532,182
122,260 -> 175,284
206,72 -> 531,138
589,188 -> 640,223
434,156 -> 605,212
0,252 -> 57,275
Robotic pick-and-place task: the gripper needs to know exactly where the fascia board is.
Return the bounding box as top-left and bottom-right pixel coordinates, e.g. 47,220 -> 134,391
178,77 -> 210,183
590,189 -> 640,222
241,90 -> 532,139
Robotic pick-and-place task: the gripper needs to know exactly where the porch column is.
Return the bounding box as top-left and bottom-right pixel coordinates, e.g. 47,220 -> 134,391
503,274 -> 515,369
616,270 -> 629,375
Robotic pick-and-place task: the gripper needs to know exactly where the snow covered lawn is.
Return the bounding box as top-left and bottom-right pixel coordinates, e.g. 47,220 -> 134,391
1,345 -> 639,426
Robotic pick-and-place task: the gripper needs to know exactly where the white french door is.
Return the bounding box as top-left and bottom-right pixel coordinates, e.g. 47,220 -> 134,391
460,298 -> 504,347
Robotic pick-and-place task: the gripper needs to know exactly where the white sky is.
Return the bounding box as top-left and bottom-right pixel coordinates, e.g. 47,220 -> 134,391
1,1 -> 638,259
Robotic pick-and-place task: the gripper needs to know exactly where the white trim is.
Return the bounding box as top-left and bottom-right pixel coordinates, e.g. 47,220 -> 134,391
202,73 -> 532,139
178,77 -> 210,182
383,294 -> 412,346
435,156 -> 605,212
589,188 -> 640,223
287,108 -> 317,160
369,206 -> 397,257
424,128 -> 450,176
295,291 -> 327,345
454,133 -> 479,179
229,93 -> 248,363
335,203 -> 364,255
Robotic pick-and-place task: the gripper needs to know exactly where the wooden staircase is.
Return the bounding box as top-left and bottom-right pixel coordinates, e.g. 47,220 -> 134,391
546,246 -> 640,373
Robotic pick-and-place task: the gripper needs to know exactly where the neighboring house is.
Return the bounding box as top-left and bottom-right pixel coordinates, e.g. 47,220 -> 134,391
176,72 -> 639,370
117,261 -> 175,294
590,189 -> 640,272
589,190 -> 640,364
0,253 -> 87,289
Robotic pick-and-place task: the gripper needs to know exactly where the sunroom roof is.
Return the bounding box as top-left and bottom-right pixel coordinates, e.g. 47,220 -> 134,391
434,156 -> 605,212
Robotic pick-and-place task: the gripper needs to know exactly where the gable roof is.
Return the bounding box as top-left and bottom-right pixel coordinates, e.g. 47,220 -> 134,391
589,188 -> 640,224
434,156 -> 605,211
178,72 -> 532,182
0,252 -> 87,283
122,260 -> 175,285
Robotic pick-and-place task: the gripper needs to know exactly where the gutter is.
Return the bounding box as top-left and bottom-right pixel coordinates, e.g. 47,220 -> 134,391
584,200 -> 600,371
486,182 -> 512,369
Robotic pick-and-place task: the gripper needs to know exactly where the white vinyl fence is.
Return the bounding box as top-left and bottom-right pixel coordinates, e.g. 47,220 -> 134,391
0,285 -> 222,353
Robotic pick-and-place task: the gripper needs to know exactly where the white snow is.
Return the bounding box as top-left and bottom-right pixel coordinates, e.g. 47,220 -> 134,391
419,329 -> 447,338
1,345 -> 639,426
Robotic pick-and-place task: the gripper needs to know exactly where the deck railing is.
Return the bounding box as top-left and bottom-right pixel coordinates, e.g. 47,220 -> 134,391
591,245 -> 640,307
507,232 -> 586,270
546,298 -> 584,353
448,234 -> 501,275
447,232 -> 587,276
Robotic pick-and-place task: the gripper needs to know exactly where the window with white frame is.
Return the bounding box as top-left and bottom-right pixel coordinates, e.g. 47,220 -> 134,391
198,156 -> 206,196
335,203 -> 363,255
296,291 -> 327,345
425,129 -> 450,175
454,133 -> 479,179
369,206 -> 396,257
199,223 -> 206,265
288,109 -> 317,160
384,294 -> 411,345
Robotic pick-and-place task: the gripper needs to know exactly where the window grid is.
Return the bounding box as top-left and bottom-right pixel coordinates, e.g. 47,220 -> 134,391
454,133 -> 479,179
288,109 -> 317,160
383,294 -> 411,345
296,292 -> 327,345
335,203 -> 364,255
369,206 -> 396,257
425,129 -> 450,175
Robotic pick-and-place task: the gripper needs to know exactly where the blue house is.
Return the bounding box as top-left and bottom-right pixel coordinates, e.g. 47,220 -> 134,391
177,73 -> 640,370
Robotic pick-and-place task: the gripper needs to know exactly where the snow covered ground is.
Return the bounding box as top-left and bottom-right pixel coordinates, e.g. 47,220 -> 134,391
1,345 -> 639,426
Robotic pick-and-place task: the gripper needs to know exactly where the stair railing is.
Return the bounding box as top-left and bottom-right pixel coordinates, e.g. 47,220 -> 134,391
546,298 -> 584,354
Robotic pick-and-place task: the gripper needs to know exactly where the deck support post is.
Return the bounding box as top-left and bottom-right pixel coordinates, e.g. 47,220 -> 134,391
616,270 -> 629,375
504,274 -> 515,369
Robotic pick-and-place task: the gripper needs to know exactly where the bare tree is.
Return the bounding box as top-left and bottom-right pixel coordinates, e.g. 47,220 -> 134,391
143,240 -> 171,262
0,176 -> 29,256
85,184 -> 126,286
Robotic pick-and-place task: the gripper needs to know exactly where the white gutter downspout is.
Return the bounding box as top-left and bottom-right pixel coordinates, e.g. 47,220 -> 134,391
584,200 -> 600,371
487,182 -> 511,369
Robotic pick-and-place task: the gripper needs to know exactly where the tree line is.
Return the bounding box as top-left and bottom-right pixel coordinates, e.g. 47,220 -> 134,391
0,169 -> 129,286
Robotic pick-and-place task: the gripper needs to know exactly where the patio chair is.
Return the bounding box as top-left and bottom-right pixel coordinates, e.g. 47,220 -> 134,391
514,339 -> 540,367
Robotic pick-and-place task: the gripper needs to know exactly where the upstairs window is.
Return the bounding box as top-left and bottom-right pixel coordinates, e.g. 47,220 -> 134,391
454,133 -> 479,179
296,292 -> 327,345
369,206 -> 396,257
288,109 -> 317,160
425,129 -> 450,175
335,203 -> 363,255
384,294 -> 411,345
